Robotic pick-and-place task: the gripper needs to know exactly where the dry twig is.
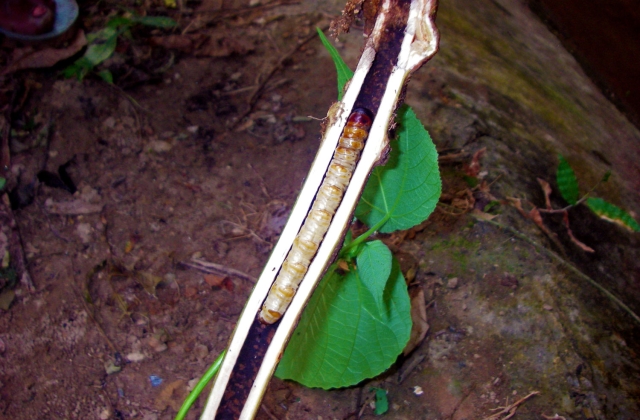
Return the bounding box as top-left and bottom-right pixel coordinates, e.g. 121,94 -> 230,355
482,391 -> 540,420
181,258 -> 256,283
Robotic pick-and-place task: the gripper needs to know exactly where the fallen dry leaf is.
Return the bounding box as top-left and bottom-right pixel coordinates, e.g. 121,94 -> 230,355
471,208 -> 497,221
508,197 -> 527,217
2,30 -> 87,75
154,379 -> 185,412
204,273 -> 226,287
529,207 -> 553,235
537,177 -> 553,210
464,147 -> 486,178
136,271 -> 164,295
403,287 -> 429,356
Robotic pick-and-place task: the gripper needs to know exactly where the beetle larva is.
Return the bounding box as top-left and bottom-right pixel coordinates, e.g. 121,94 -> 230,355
259,108 -> 374,324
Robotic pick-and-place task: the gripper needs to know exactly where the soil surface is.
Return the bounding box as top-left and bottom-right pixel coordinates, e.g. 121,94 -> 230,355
1,0 -> 639,419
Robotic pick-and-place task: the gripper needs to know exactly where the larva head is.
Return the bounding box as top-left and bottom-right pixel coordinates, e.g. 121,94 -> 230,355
347,108 -> 373,129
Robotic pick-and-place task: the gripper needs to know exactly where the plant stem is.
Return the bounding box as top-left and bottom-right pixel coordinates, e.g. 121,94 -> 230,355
175,350 -> 227,420
340,215 -> 390,257
541,170 -> 609,214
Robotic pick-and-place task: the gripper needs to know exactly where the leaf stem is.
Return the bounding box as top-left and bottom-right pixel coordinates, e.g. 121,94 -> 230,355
541,170 -> 609,214
174,350 -> 226,420
340,215 -> 390,257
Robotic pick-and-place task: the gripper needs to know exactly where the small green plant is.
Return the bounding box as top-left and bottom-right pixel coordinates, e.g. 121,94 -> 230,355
275,29 -> 440,388
174,350 -> 226,420
555,155 -> 639,232
512,155 -> 639,253
63,12 -> 176,83
372,387 -> 389,415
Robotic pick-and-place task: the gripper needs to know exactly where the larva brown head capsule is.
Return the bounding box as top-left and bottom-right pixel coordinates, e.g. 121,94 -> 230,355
347,108 -> 373,129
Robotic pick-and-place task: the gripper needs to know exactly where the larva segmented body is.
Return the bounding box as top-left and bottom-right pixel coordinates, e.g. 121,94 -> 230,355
259,108 -> 374,324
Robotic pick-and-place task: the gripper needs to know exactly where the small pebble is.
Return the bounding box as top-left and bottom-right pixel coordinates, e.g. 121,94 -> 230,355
194,343 -> 209,361
126,352 -> 146,362
103,116 -> 116,128
146,140 -> 173,153
446,277 -> 459,289
413,386 -> 424,396
148,337 -> 168,353
75,223 -> 92,244
187,378 -> 199,391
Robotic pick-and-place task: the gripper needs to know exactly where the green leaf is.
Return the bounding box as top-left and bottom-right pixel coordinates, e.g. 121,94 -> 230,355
62,58 -> 93,80
98,69 -> 113,84
556,155 -> 579,205
134,16 -> 178,28
356,240 -> 392,312
276,258 -> 411,388
586,197 -> 640,232
373,388 -> 389,415
316,28 -> 353,100
84,27 -> 119,66
355,106 -> 441,232
106,16 -> 134,29
0,177 -> 6,191
63,26 -> 119,80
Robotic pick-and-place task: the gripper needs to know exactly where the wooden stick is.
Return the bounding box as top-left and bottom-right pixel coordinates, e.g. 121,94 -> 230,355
482,391 -> 540,420
180,258 -> 257,283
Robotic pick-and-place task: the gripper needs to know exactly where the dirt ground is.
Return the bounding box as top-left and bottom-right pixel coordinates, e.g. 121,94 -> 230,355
1,0 -> 640,419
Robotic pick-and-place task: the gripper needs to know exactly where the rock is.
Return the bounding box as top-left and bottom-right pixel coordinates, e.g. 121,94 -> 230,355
75,222 -> 92,244
146,140 -> 173,153
125,352 -> 146,363
194,343 -> 209,361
